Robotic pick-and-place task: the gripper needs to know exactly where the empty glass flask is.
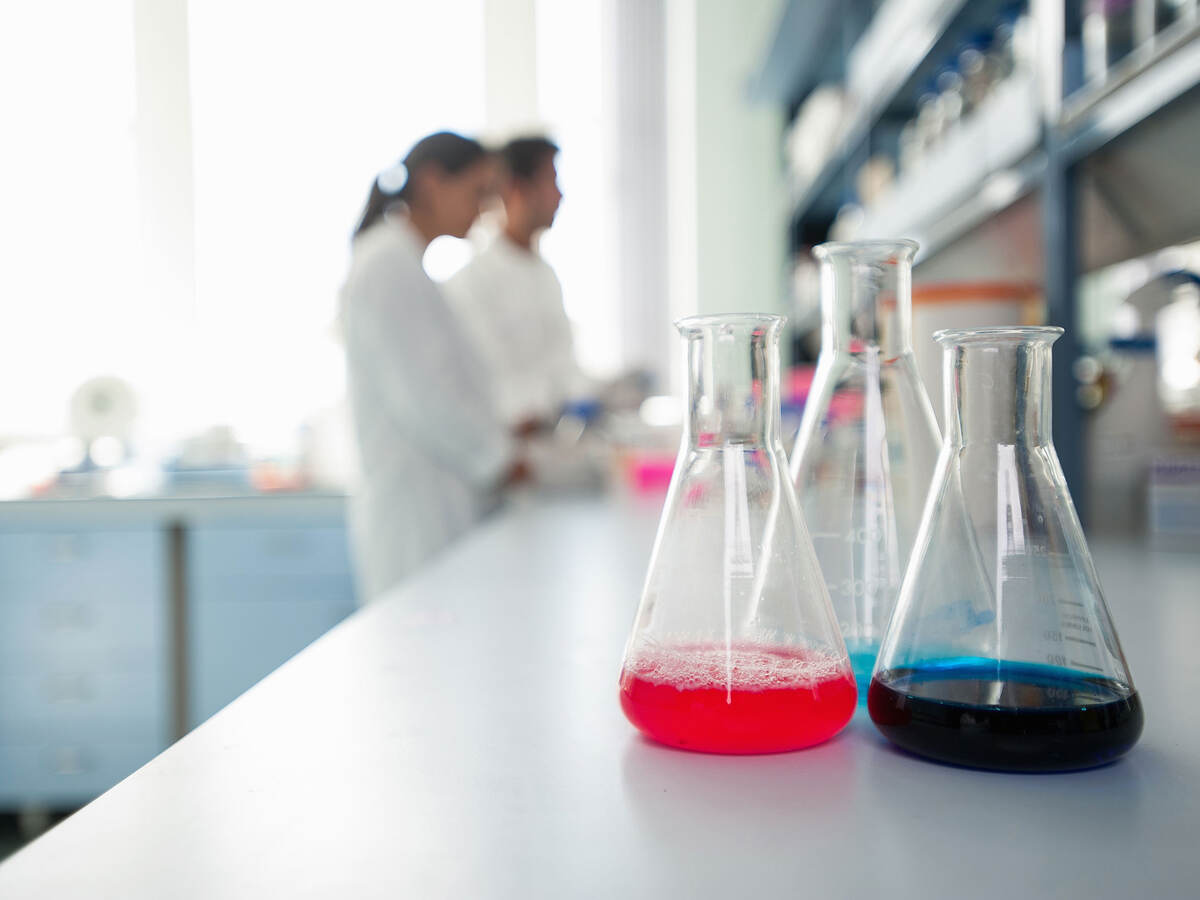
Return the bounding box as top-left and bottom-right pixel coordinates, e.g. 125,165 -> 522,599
790,240 -> 941,698
619,314 -> 855,754
868,326 -> 1143,772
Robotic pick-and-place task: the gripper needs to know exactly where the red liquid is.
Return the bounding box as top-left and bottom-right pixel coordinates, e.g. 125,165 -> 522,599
619,643 -> 857,754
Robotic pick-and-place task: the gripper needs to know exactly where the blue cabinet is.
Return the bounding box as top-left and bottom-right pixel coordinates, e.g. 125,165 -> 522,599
0,497 -> 357,807
0,501 -> 355,811
186,523 -> 356,728
0,527 -> 168,807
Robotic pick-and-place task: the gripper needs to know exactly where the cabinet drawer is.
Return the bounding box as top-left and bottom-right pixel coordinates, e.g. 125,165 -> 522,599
0,669 -> 166,742
190,572 -> 355,607
188,582 -> 355,727
0,739 -> 164,806
0,529 -> 163,594
0,592 -> 164,672
189,525 -> 351,578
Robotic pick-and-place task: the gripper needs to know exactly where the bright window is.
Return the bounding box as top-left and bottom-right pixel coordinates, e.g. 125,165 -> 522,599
0,1 -> 485,461
0,3 -> 139,437
186,0 -> 486,454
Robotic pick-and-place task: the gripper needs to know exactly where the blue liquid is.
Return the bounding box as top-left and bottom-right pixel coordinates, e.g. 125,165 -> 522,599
868,658 -> 1143,772
846,642 -> 879,707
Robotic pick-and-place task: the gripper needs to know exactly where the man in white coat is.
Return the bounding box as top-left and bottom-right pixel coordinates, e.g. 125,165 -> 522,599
444,137 -> 588,435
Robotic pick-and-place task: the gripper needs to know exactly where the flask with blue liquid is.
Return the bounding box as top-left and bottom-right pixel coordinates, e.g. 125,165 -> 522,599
790,240 -> 941,701
868,326 -> 1143,772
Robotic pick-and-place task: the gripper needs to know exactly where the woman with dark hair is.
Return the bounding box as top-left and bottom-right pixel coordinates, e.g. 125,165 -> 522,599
340,131 -> 518,601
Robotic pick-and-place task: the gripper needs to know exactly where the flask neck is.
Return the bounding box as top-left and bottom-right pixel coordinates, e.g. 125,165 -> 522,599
941,330 -> 1060,447
679,315 -> 783,448
816,241 -> 917,359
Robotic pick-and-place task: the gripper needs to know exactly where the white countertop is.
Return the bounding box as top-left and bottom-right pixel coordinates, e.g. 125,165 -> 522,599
0,495 -> 1197,898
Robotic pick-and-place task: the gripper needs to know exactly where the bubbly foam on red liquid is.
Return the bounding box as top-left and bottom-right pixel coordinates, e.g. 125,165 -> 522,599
623,642 -> 848,691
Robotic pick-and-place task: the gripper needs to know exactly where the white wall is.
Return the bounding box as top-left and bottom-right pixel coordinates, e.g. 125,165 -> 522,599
488,0 -> 789,392
690,0 -> 789,318
665,0 -> 789,389
485,0 -> 539,134
0,0 -> 488,459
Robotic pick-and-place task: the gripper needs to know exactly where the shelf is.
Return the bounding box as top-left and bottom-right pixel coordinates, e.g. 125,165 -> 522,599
761,3 -> 1200,508
852,24 -> 1200,265
853,73 -> 1043,258
750,0 -> 855,105
785,0 -> 969,222
1077,78 -> 1200,272
1061,18 -> 1200,164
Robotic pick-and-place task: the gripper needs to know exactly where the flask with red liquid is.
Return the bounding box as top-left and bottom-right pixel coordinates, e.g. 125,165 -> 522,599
619,314 -> 856,754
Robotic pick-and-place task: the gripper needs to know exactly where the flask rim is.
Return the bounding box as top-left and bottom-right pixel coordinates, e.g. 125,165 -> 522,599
675,313 -> 786,336
813,238 -> 919,260
934,325 -> 1064,345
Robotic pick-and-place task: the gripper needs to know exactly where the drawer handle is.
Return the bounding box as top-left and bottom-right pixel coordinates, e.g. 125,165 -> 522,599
263,535 -> 311,556
51,535 -> 91,561
49,746 -> 91,776
43,673 -> 93,704
42,604 -> 97,630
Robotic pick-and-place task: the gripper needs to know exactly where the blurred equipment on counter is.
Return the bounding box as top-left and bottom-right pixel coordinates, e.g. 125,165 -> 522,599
1154,273 -> 1200,420
910,281 -> 1042,419
1085,270 -> 1200,532
605,395 -> 681,496
35,376 -> 161,498
1149,455 -> 1200,543
524,399 -> 608,492
163,425 -> 252,493
69,376 -> 138,467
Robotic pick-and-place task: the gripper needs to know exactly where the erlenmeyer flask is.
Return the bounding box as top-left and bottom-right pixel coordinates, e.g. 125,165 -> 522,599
790,241 -> 941,698
869,326 -> 1143,772
619,314 -> 855,754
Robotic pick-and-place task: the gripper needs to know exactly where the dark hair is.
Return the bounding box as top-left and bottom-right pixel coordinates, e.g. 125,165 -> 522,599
353,131 -> 489,239
500,136 -> 559,182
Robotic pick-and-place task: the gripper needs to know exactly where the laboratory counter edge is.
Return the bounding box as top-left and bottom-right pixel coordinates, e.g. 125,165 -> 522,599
0,495 -> 1196,899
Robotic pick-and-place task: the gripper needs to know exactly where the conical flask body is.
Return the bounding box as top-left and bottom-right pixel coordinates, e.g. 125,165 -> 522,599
790,241 -> 941,698
620,314 -> 855,754
868,327 -> 1143,771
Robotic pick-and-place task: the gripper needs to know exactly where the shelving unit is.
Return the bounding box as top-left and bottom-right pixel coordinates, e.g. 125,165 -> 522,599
754,0 -> 1200,514
1062,15 -> 1200,161
766,0 -> 974,225
855,70 -> 1043,256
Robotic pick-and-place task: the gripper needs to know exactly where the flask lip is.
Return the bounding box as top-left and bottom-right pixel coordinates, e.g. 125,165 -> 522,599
934,325 -> 1064,345
675,313 -> 786,336
813,238 -> 919,261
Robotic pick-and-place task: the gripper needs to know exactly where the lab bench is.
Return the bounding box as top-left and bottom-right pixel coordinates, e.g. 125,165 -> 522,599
0,493 -> 356,808
0,495 -> 1195,897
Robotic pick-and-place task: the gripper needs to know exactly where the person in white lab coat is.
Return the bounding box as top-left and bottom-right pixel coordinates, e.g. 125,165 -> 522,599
340,132 -> 521,603
444,137 -> 588,434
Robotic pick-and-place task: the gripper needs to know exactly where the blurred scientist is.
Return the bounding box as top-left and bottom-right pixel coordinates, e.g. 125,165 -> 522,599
444,137 -> 589,434
340,132 -> 520,602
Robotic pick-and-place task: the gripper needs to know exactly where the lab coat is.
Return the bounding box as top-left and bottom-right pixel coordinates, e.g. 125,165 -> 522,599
340,217 -> 513,602
444,235 -> 588,427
